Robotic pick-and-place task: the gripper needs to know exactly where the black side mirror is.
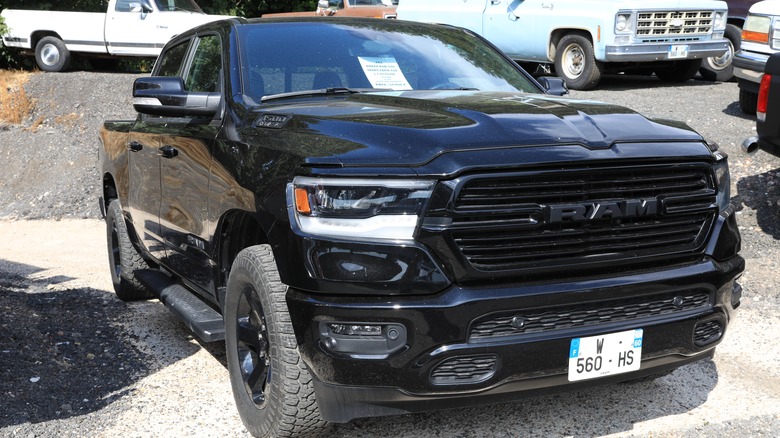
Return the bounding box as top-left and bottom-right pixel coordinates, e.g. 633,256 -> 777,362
536,76 -> 569,96
139,0 -> 154,13
133,76 -> 220,117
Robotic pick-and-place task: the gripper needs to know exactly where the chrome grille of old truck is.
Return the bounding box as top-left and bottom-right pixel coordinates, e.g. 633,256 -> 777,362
636,11 -> 714,39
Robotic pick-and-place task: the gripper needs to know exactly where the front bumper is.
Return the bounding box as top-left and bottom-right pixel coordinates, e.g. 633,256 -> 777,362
734,50 -> 770,85
605,40 -> 728,62
287,250 -> 744,422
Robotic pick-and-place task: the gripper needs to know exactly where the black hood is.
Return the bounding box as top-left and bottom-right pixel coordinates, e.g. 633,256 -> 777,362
247,91 -> 706,168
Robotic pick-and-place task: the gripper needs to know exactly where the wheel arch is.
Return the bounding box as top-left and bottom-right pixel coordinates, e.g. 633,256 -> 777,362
214,210 -> 270,308
549,28 -> 595,62
30,31 -> 64,50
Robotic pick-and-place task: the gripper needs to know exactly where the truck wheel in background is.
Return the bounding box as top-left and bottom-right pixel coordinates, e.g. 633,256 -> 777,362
106,199 -> 154,301
34,36 -> 71,72
554,34 -> 603,90
224,245 -> 329,438
700,24 -> 742,82
739,88 -> 758,114
654,59 -> 702,83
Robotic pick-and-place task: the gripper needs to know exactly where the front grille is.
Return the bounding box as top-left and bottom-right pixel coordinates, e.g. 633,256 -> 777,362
636,11 -> 714,38
693,320 -> 723,346
430,354 -> 498,385
469,290 -> 711,341
443,164 -> 716,274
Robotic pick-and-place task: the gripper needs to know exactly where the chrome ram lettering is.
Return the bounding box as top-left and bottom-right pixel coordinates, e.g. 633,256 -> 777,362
546,199 -> 659,223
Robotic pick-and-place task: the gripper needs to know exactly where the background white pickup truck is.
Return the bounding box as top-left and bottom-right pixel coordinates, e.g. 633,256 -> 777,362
1,0 -> 229,72
398,0 -> 730,90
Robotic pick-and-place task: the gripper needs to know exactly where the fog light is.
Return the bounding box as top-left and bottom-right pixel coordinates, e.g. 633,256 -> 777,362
319,321 -> 407,358
329,324 -> 383,336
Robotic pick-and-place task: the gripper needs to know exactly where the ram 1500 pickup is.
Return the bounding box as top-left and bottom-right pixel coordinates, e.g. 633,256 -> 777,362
0,0 -> 229,71
398,0 -> 730,90
99,17 -> 745,438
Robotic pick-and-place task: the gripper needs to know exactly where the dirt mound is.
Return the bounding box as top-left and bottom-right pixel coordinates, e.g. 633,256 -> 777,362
0,71 -> 138,219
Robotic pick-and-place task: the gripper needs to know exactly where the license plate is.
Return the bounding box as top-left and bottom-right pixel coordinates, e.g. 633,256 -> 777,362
668,45 -> 689,59
568,329 -> 643,381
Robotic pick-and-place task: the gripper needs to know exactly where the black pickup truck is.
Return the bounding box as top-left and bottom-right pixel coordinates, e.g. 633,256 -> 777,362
99,17 -> 744,438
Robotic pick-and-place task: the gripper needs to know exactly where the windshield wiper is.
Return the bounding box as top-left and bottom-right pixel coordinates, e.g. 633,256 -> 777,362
260,88 -> 387,103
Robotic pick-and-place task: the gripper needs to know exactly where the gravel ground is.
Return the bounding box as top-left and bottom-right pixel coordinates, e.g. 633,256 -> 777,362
0,71 -> 779,437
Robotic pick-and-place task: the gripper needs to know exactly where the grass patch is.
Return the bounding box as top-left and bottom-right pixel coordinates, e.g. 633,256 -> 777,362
0,70 -> 35,125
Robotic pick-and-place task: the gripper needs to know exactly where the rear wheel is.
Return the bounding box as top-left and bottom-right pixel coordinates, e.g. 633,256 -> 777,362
654,59 -> 702,83
35,36 -> 71,72
739,88 -> 758,115
106,199 -> 154,301
554,34 -> 603,90
224,245 -> 328,437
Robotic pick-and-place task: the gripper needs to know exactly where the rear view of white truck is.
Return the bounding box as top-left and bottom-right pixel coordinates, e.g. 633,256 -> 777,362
1,0 -> 229,71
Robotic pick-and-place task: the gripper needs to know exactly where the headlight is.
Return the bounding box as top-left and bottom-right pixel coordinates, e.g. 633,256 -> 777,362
712,151 -> 730,212
290,177 -> 434,241
714,12 -> 726,30
615,13 -> 631,33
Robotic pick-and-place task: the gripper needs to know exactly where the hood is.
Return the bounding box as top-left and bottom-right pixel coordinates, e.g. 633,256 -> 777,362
247,91 -> 705,168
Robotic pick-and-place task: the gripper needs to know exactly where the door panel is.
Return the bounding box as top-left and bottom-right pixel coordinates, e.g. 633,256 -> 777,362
157,34 -> 223,293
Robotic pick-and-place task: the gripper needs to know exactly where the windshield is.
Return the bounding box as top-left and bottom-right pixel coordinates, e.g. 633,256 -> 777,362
154,0 -> 203,13
239,20 -> 539,102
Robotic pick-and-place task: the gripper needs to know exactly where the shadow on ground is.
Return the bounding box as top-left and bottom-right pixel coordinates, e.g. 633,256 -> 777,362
0,259 -> 166,428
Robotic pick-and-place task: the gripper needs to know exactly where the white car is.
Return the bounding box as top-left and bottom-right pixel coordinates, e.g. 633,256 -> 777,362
1,0 -> 231,71
733,0 -> 780,114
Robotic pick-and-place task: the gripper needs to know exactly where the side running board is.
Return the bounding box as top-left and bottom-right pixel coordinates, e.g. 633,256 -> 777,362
135,269 -> 225,342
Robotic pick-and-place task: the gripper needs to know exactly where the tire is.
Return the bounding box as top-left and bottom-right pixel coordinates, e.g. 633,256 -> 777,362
224,245 -> 329,438
106,199 -> 154,301
554,34 -> 603,90
699,24 -> 741,82
654,59 -> 702,83
34,36 -> 71,72
739,88 -> 758,115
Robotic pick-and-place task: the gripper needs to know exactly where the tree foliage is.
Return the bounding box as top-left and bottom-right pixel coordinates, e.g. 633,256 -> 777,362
0,0 -> 318,69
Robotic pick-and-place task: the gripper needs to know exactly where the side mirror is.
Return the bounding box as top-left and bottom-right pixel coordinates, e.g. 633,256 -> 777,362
318,0 -> 329,8
133,77 -> 220,117
139,0 -> 154,13
537,76 -> 569,96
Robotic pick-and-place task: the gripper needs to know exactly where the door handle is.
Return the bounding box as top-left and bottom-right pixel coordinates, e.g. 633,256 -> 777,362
158,145 -> 179,159
128,141 -> 143,152
491,0 -> 501,4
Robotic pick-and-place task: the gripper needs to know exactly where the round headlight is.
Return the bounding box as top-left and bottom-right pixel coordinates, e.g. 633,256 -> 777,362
616,15 -> 628,32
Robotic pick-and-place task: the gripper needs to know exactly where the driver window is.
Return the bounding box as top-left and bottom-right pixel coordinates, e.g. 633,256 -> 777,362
185,35 -> 222,93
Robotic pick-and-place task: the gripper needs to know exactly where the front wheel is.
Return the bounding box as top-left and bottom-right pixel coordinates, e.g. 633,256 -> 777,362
654,59 -> 702,83
224,245 -> 329,438
34,36 -> 71,72
554,34 -> 603,90
699,24 -> 741,82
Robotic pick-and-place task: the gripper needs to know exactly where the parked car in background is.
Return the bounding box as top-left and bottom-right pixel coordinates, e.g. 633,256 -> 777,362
734,0 -> 780,114
265,0 -> 398,19
700,0 -> 763,81
397,0 -> 729,90
743,52 -> 780,157
0,0 -> 230,72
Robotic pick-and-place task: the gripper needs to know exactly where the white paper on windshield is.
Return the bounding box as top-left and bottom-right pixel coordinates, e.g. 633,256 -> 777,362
357,57 -> 412,91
